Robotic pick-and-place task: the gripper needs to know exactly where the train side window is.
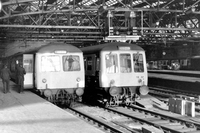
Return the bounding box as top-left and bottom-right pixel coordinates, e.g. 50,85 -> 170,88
86,56 -> 92,71
106,54 -> 118,73
63,55 -> 80,71
96,58 -> 100,71
41,55 -> 60,72
133,53 -> 144,72
10,60 -> 16,72
120,54 -> 131,73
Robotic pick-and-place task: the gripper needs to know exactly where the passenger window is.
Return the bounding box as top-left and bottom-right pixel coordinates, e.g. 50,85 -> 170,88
86,56 -> 92,71
10,60 -> 16,72
106,54 -> 118,73
41,55 -> 60,72
63,55 -> 80,71
120,54 -> 131,73
96,58 -> 100,71
133,53 -> 144,72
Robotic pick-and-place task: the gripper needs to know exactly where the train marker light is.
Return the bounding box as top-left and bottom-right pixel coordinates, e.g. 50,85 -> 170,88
138,79 -> 142,83
76,77 -> 81,82
42,78 -> 47,83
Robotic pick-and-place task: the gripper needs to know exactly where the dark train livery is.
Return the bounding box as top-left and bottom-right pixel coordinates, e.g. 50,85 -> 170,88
81,42 -> 149,106
4,42 -> 85,105
147,56 -> 200,70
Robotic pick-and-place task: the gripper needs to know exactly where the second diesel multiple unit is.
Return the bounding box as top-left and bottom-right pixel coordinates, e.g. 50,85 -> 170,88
5,42 -> 85,105
81,42 -> 149,106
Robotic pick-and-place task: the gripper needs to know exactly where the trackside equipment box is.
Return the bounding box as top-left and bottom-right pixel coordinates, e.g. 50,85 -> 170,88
168,98 -> 195,117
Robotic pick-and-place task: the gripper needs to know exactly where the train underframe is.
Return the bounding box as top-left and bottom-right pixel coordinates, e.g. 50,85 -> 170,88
96,86 -> 149,107
105,88 -> 138,106
39,88 -> 84,106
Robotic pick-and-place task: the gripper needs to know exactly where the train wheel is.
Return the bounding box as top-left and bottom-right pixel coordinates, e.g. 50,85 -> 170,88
125,101 -> 130,106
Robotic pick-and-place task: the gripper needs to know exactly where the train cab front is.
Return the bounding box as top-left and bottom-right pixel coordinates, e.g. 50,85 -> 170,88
35,53 -> 85,105
100,50 -> 149,106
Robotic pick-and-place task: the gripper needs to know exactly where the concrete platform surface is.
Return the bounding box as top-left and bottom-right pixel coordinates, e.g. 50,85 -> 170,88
0,81 -> 104,133
148,73 -> 200,83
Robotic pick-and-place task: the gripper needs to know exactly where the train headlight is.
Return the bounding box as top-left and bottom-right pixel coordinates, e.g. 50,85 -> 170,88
110,79 -> 115,87
76,88 -> 84,96
76,77 -> 81,82
44,89 -> 52,97
139,85 -> 149,96
42,78 -> 47,83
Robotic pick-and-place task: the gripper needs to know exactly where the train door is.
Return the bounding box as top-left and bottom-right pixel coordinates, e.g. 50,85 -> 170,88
84,54 -> 97,87
84,54 -> 96,76
23,54 -> 34,89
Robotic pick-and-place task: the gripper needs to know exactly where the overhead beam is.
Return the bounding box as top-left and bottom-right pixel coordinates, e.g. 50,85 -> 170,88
0,25 -> 101,29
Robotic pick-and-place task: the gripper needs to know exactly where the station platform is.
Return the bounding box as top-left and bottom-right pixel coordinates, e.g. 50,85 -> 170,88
148,72 -> 200,83
148,71 -> 200,95
0,80 -> 104,133
148,69 -> 200,78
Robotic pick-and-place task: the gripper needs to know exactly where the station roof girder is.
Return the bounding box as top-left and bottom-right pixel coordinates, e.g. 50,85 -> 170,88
0,0 -> 200,47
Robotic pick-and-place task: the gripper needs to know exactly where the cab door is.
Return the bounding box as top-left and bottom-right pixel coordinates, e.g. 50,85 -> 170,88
23,54 -> 34,89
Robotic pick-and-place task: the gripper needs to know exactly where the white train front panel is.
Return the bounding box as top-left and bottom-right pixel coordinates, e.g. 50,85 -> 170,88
35,53 -> 85,90
100,50 -> 148,88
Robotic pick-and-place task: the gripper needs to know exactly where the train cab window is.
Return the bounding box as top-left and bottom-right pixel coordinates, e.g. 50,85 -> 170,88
106,54 -> 118,73
133,53 -> 144,72
41,55 -> 60,72
63,55 -> 80,71
120,54 -> 131,73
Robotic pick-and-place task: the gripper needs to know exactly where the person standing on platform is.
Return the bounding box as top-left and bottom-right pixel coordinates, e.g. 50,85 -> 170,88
0,65 -> 11,93
17,64 -> 26,93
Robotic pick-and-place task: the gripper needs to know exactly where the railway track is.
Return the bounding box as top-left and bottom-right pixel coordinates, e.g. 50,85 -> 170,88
66,103 -> 136,133
149,86 -> 200,103
65,103 -> 200,133
149,85 -> 200,113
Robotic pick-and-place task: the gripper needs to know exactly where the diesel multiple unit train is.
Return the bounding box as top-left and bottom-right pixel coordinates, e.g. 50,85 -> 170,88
81,42 -> 149,106
3,42 -> 149,106
4,42 -> 85,105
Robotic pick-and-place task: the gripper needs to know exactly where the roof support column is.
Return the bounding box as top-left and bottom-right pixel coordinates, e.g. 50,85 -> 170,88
68,12 -> 71,26
107,10 -> 113,36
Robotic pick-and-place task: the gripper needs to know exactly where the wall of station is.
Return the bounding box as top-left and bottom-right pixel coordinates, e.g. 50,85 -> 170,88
3,41 -> 200,62
3,40 -> 50,57
144,44 -> 200,61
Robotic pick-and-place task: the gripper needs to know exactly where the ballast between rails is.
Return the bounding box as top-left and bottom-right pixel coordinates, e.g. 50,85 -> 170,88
67,106 -> 132,133
107,106 -> 200,133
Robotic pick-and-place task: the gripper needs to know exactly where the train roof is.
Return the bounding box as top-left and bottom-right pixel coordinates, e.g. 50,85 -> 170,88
7,42 -> 82,57
37,42 -> 82,53
80,42 -> 144,54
